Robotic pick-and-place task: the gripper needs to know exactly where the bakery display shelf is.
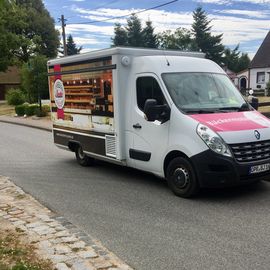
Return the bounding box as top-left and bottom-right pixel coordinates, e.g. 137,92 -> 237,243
65,93 -> 92,96
65,99 -> 91,103
64,108 -> 92,114
64,85 -> 93,89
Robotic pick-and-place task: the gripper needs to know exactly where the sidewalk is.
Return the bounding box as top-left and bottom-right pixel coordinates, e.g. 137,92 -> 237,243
0,176 -> 132,270
0,115 -> 52,132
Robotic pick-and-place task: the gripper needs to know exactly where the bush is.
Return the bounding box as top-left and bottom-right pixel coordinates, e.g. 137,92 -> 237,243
25,104 -> 39,116
42,104 -> 51,113
266,81 -> 270,96
5,89 -> 25,105
34,107 -> 47,117
15,104 -> 29,116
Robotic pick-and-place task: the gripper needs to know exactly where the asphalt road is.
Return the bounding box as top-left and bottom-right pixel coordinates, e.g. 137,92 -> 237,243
1,122 -> 270,270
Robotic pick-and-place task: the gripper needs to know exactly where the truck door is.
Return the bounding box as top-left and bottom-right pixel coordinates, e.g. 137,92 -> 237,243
130,73 -> 170,176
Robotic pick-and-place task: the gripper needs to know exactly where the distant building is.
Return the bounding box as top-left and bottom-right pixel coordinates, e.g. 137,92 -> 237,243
248,31 -> 270,90
235,31 -> 270,92
235,69 -> 248,91
0,66 -> 21,101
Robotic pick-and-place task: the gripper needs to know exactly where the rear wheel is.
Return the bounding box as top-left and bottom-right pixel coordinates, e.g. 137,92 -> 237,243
166,157 -> 199,198
75,146 -> 95,166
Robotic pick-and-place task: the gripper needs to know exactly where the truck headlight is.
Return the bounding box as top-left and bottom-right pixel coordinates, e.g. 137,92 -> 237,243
197,124 -> 232,157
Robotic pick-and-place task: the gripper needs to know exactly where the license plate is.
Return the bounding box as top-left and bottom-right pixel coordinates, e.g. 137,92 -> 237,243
249,163 -> 270,174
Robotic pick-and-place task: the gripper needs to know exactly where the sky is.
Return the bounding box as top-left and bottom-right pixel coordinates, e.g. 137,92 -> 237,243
43,0 -> 270,59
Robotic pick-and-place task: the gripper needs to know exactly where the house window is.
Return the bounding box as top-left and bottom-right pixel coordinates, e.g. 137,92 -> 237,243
257,72 -> 265,84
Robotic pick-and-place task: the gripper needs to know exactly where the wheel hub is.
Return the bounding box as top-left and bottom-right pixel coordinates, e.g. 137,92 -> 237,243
173,168 -> 189,189
78,147 -> 85,159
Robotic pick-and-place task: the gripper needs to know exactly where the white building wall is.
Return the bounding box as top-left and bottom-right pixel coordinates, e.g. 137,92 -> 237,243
249,68 -> 270,90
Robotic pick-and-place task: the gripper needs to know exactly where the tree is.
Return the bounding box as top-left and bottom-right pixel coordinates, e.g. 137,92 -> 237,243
0,1 -> 24,71
66,35 -> 82,55
21,55 -> 49,104
158,28 -> 197,51
237,53 -> 250,72
142,20 -> 158,48
223,45 -> 250,73
5,0 -> 60,63
126,15 -> 144,47
112,23 -> 128,46
223,45 -> 240,71
192,7 -> 224,65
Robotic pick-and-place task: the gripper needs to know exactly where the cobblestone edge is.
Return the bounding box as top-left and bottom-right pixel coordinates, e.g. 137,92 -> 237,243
0,176 -> 133,270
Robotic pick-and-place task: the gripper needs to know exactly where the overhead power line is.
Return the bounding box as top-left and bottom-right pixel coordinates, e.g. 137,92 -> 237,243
69,0 -> 178,25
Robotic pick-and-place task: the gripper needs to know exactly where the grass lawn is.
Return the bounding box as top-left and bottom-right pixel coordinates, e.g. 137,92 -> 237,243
0,103 -> 15,116
0,228 -> 54,270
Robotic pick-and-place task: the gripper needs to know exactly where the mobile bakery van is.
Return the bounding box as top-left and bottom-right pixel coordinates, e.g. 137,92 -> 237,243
47,47 -> 270,197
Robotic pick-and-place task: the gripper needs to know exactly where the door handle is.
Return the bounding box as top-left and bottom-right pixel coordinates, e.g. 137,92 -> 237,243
133,123 -> 142,129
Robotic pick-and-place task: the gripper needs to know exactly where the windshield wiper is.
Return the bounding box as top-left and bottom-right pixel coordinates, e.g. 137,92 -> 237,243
221,103 -> 250,112
183,109 -> 221,114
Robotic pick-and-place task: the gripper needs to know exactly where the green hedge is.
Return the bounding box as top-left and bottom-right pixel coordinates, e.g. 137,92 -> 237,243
15,104 -> 49,117
15,104 -> 28,116
5,89 -> 25,105
25,104 -> 39,116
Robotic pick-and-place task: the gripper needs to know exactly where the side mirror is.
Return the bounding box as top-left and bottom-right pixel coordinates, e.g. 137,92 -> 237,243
249,97 -> 259,110
143,99 -> 170,123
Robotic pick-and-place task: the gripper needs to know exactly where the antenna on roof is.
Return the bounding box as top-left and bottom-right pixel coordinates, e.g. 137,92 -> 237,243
162,49 -> 170,66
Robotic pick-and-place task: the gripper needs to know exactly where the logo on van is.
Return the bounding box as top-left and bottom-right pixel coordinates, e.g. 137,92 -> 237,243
53,79 -> 65,109
254,130 -> 260,140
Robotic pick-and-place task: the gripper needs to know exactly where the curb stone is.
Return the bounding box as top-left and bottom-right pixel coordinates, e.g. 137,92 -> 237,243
0,116 -> 52,132
0,176 -> 133,270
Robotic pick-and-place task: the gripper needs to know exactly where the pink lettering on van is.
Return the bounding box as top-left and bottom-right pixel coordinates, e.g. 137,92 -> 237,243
190,111 -> 270,132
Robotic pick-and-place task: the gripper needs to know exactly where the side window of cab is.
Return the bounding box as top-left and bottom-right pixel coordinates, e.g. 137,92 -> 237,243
136,76 -> 166,111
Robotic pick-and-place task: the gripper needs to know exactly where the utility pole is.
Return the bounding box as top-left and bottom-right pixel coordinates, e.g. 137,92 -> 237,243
58,15 -> 67,56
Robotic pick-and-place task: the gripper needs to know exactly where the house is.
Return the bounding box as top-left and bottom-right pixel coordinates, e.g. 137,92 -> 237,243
235,31 -> 270,92
248,31 -> 270,90
0,66 -> 21,101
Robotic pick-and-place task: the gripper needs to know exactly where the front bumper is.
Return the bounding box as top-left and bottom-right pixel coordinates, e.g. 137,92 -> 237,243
190,150 -> 270,188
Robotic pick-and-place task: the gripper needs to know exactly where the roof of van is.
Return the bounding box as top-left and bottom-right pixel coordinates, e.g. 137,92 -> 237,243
133,55 -> 225,74
47,47 -> 205,66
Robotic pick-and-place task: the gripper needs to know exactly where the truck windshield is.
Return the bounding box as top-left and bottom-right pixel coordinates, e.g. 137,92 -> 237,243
162,72 -> 250,114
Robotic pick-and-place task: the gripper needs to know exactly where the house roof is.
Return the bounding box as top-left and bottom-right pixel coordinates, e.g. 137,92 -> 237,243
0,66 -> 21,84
249,31 -> 270,69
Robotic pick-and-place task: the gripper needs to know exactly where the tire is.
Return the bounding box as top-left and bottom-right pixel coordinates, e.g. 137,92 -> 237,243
166,157 -> 199,198
75,146 -> 95,166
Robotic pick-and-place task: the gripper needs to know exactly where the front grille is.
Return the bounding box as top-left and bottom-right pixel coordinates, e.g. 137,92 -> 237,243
229,140 -> 270,163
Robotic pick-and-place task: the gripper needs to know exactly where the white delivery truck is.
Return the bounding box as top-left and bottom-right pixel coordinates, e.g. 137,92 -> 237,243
48,47 -> 270,197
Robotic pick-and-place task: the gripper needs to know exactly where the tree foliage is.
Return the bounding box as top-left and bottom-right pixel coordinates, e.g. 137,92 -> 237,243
192,6 -> 224,65
112,15 -> 158,48
14,0 -> 60,61
158,28 -> 197,51
142,20 -> 158,48
0,0 -> 59,71
21,55 -> 49,103
223,45 -> 250,72
111,23 -> 128,46
126,15 -> 144,47
66,34 -> 82,56
0,1 -> 24,71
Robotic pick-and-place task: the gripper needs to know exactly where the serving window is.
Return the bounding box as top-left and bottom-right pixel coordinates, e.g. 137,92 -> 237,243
49,69 -> 113,117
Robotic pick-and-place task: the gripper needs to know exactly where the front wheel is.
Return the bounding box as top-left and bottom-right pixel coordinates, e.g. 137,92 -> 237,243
75,146 -> 95,166
166,157 -> 199,198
